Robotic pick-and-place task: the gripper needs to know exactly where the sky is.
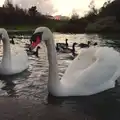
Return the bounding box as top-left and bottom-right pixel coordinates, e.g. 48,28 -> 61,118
0,0 -> 110,16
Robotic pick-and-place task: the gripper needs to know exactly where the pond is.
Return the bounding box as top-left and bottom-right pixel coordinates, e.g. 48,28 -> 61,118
0,33 -> 120,120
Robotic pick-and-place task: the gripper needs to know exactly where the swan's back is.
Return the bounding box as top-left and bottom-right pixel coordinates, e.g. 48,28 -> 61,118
61,47 -> 120,95
0,44 -> 28,75
62,47 -> 97,78
11,46 -> 28,73
95,47 -> 120,63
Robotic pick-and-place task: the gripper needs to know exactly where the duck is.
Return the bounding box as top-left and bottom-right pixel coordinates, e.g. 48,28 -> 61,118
10,37 -> 15,44
0,28 -> 28,75
56,42 -> 77,54
56,43 -> 63,52
71,42 -> 78,56
68,42 -> 78,59
59,42 -> 78,60
70,42 -> 78,59
29,26 -> 120,97
26,46 -> 40,57
79,41 -> 91,48
56,39 -> 68,49
93,42 -> 98,46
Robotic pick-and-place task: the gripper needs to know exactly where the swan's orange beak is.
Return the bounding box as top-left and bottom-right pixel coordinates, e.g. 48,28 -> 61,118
30,36 -> 41,50
30,32 -> 43,50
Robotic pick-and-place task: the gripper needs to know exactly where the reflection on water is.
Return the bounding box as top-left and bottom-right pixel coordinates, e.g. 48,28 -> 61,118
0,33 -> 120,119
47,90 -> 120,120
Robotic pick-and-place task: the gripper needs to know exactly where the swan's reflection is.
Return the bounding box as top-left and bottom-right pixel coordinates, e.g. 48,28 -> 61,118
46,86 -> 120,120
0,69 -> 32,97
1,79 -> 16,97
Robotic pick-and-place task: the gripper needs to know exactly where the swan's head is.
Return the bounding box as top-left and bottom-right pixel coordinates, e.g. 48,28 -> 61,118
73,42 -> 78,46
88,41 -> 91,45
30,27 -> 53,50
65,39 -> 68,42
37,46 -> 41,49
0,28 -> 9,41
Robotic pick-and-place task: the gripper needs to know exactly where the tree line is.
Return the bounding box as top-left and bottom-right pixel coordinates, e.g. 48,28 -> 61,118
0,0 -> 61,26
56,0 -> 120,33
0,0 -> 120,33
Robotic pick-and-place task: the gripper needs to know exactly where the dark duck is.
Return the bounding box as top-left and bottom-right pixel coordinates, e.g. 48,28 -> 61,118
56,42 -> 77,54
26,46 -> 41,58
93,42 -> 98,46
10,37 -> 15,44
79,41 -> 91,48
56,38 -> 68,50
63,42 -> 78,60
71,42 -> 78,57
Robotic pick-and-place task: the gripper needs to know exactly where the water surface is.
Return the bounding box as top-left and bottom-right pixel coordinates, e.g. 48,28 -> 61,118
0,33 -> 120,120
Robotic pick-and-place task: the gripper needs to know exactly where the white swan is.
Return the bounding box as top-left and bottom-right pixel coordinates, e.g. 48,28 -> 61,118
0,28 -> 28,75
30,27 -> 120,97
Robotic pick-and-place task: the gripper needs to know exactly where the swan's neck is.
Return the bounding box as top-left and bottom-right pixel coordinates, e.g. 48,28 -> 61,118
11,38 -> 14,44
65,40 -> 68,48
36,47 -> 39,53
35,48 -> 39,57
72,44 -> 75,52
71,45 -> 76,57
2,36 -> 11,69
45,35 -> 60,93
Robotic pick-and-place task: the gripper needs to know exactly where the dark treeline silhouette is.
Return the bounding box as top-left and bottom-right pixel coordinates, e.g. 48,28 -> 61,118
0,0 -> 43,25
86,0 -> 120,33
56,0 -> 120,33
55,0 -> 99,33
0,0 -> 67,31
0,0 -> 120,33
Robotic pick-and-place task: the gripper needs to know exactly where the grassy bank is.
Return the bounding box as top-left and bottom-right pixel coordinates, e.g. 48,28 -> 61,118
0,19 -> 69,35
1,0 -> 120,34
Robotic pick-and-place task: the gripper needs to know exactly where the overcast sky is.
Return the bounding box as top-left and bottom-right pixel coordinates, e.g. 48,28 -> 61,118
0,0 -> 111,16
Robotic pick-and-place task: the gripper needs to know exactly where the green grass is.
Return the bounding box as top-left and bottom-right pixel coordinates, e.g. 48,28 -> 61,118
0,25 -> 39,30
0,20 -> 68,30
0,20 -> 68,35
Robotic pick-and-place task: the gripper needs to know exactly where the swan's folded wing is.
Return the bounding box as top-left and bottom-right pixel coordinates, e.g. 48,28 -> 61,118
61,47 -> 120,93
61,47 -> 97,85
11,48 -> 28,73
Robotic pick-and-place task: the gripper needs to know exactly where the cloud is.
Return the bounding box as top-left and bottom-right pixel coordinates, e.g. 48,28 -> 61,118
2,0 -> 108,16
12,0 -> 57,15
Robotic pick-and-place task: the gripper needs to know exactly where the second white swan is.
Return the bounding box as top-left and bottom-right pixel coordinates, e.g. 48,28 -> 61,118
0,28 -> 28,75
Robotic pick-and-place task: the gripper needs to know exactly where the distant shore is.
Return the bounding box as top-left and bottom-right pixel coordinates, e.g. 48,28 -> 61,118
7,29 -> 34,35
2,23 -> 120,36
